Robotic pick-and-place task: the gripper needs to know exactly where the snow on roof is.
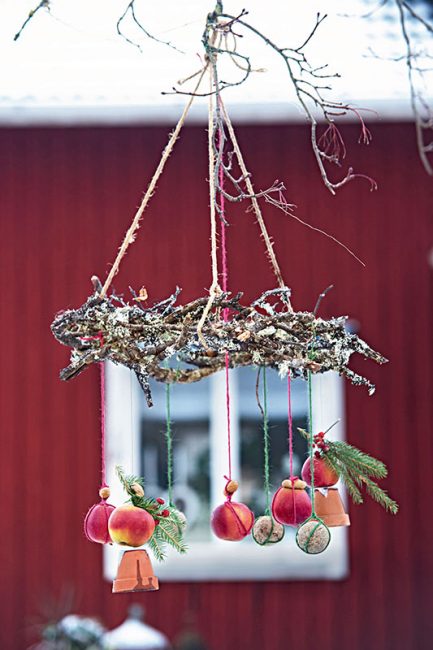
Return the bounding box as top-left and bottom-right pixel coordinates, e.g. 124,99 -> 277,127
0,0 -> 431,125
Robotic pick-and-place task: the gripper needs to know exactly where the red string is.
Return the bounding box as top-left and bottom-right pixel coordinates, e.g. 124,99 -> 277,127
99,361 -> 107,488
81,333 -> 107,488
288,374 -> 294,478
288,374 -> 297,521
218,122 -> 232,482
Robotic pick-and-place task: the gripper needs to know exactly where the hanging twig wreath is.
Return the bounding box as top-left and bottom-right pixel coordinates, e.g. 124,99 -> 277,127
52,285 -> 386,407
49,4 -> 397,574
51,5 -> 387,407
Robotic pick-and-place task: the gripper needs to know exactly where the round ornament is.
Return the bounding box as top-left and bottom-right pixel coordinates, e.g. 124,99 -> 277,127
301,456 -> 339,488
211,501 -> 254,541
84,500 -> 115,544
108,504 -> 156,547
296,518 -> 331,554
271,478 -> 312,526
252,515 -> 285,546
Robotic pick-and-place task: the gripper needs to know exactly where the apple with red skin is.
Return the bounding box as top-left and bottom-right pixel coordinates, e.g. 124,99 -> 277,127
301,456 -> 339,488
271,479 -> 312,527
108,504 -> 155,547
211,501 -> 254,541
84,501 -> 115,544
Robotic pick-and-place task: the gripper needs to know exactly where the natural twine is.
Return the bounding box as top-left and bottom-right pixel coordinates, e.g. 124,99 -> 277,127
100,65 -> 208,299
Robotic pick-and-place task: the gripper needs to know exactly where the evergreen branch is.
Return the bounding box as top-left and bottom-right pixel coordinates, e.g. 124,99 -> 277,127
328,441 -> 388,479
354,475 -> 399,514
155,518 -> 188,554
147,534 -> 167,562
325,451 -> 364,504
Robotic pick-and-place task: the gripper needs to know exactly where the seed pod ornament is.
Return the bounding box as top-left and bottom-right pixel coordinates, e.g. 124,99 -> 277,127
211,479 -> 254,542
271,478 -> 312,527
296,518 -> 331,554
252,515 -> 285,546
84,486 -> 115,545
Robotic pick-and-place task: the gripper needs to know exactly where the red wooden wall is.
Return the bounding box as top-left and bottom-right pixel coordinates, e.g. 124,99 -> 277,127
0,121 -> 432,649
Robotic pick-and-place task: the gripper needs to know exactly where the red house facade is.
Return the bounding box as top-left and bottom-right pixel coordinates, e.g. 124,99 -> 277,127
0,120 -> 432,649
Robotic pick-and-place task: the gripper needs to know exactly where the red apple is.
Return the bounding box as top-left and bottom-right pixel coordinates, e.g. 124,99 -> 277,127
108,504 -> 155,547
211,501 -> 254,541
301,456 -> 339,488
84,501 -> 115,544
271,479 -> 312,527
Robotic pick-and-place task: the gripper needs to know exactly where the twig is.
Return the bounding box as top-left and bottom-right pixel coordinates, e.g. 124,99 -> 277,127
14,1 -> 50,41
116,0 -> 184,53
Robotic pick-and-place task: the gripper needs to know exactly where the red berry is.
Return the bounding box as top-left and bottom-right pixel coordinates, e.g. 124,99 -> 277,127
322,445 -> 330,453
161,509 -> 170,517
156,498 -> 165,505
154,519 -> 160,526
314,451 -> 321,459
318,431 -> 325,438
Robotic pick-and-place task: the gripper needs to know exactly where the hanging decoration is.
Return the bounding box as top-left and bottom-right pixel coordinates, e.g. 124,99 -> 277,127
83,361 -> 115,545
294,372 -> 331,555
252,368 -> 285,546
300,428 -> 398,514
50,2 -> 399,583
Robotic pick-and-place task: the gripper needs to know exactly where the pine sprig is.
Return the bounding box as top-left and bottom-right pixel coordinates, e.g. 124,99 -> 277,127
115,465 -> 187,560
147,534 -> 166,562
328,441 -> 387,479
353,474 -> 399,514
322,450 -> 364,504
297,430 -> 398,513
155,518 -> 187,554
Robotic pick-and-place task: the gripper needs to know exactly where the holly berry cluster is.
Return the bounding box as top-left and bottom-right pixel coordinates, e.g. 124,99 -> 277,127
146,497 -> 170,527
313,431 -> 330,456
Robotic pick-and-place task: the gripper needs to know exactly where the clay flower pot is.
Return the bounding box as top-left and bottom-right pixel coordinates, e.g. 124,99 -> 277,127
113,549 -> 159,593
314,487 -> 350,527
271,478 -> 312,527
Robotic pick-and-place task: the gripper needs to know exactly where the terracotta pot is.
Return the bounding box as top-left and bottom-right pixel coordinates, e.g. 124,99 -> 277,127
314,488 -> 350,527
112,550 -> 159,594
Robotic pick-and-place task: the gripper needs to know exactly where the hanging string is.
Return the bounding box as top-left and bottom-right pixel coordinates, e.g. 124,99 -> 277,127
218,96 -> 291,310
100,65 -> 208,299
165,381 -> 174,507
129,369 -> 135,472
307,370 -> 316,515
99,361 -> 108,488
217,108 -> 233,482
262,369 -> 271,514
287,374 -> 294,479
196,69 -> 221,346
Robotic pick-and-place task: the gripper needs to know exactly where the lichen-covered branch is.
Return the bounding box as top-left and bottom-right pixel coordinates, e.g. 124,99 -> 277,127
51,282 -> 387,406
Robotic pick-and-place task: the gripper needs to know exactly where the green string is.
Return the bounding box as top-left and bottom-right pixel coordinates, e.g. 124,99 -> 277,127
307,369 -> 316,516
262,367 -> 271,515
165,381 -> 174,507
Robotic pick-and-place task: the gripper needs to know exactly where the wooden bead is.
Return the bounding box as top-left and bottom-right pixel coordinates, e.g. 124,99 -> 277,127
224,480 -> 239,495
281,478 -> 307,490
99,486 -> 111,500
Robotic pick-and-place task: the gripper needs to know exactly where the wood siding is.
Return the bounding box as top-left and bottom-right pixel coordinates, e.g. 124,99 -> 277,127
0,122 -> 432,649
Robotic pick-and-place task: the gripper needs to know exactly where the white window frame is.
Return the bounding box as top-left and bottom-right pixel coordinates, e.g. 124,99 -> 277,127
103,364 -> 349,582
